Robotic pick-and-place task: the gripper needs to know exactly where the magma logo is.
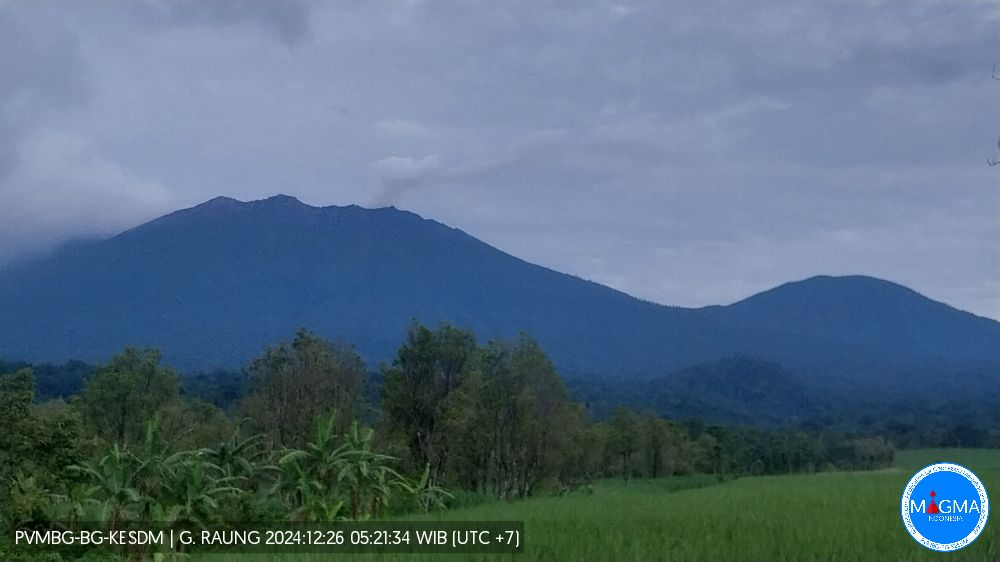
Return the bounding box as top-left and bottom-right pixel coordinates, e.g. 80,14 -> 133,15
901,463 -> 989,552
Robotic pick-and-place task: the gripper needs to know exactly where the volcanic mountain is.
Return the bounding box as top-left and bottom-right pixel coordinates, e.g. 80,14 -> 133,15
0,195 -> 996,408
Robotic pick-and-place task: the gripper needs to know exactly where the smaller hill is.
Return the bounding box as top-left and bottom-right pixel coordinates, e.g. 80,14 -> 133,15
642,356 -> 820,426
705,275 -> 999,362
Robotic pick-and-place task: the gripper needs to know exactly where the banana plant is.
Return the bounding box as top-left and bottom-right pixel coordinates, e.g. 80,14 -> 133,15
68,444 -> 141,532
203,422 -> 277,482
49,482 -> 102,530
134,417 -> 190,521
8,473 -> 51,528
395,464 -> 454,513
278,413 -> 387,520
276,454 -> 344,522
277,415 -> 345,488
162,453 -> 243,527
336,421 -> 401,519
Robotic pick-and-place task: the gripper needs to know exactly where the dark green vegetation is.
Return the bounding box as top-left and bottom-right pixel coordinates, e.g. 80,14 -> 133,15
570,357 -> 999,443
2,324 -> 912,561
0,359 -> 91,402
0,196 -> 996,428
7,354 -> 996,450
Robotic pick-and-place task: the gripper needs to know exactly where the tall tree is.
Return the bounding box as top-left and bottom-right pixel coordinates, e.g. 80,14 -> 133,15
81,348 -> 180,448
242,329 -> 365,448
0,369 -> 36,492
640,412 -> 670,478
611,406 -> 639,480
381,323 -> 478,483
456,334 -> 580,497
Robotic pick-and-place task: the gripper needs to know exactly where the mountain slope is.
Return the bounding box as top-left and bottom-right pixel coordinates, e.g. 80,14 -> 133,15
644,356 -> 821,426
0,196 -> 996,406
0,195 -> 732,373
702,275 -> 998,362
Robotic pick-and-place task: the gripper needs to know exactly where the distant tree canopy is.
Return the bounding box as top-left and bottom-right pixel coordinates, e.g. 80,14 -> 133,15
0,368 -> 33,431
239,328 -> 365,448
0,369 -> 36,488
0,359 -> 91,401
0,369 -> 89,507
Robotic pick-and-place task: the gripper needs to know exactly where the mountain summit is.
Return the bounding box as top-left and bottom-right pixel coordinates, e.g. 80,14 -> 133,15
0,196 -> 996,405
704,275 -> 998,362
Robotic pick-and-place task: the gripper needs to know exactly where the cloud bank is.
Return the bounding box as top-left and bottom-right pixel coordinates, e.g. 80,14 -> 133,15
1,0 -> 996,317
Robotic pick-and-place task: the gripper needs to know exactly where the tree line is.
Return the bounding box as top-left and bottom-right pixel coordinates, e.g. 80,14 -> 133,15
4,343 -> 994,451
2,323 -> 899,559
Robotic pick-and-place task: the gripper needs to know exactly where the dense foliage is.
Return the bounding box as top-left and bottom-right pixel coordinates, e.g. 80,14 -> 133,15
1,322 -> 971,560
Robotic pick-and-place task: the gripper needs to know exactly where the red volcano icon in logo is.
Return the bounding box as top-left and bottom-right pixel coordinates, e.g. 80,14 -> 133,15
927,491 -> 940,514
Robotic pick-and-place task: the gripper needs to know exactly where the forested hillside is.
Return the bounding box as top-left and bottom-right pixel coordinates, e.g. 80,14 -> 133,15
0,196 -> 996,418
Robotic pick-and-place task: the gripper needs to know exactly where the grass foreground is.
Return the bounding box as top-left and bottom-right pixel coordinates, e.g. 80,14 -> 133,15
200,448 -> 997,562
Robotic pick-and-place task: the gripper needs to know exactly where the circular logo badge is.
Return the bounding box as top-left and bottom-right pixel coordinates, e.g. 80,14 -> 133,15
901,462 -> 989,552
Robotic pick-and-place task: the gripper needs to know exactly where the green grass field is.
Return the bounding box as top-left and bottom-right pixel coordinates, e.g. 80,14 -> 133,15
202,449 -> 998,562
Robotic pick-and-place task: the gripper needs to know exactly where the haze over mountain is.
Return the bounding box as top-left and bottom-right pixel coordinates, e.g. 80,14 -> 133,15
0,195 -> 996,410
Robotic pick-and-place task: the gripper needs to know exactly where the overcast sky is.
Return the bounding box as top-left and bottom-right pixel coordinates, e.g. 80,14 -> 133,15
1,0 -> 997,318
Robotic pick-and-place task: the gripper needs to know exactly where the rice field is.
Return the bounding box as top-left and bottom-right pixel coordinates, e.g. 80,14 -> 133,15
201,448 -> 998,562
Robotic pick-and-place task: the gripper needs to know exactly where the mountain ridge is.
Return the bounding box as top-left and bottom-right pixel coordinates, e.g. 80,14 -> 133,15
0,196 -> 996,409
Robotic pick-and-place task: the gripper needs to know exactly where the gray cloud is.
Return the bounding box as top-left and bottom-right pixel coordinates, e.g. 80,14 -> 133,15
0,133 -> 173,264
1,0 -> 996,318
130,0 -> 312,46
0,2 -> 173,262
0,2 -> 90,175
